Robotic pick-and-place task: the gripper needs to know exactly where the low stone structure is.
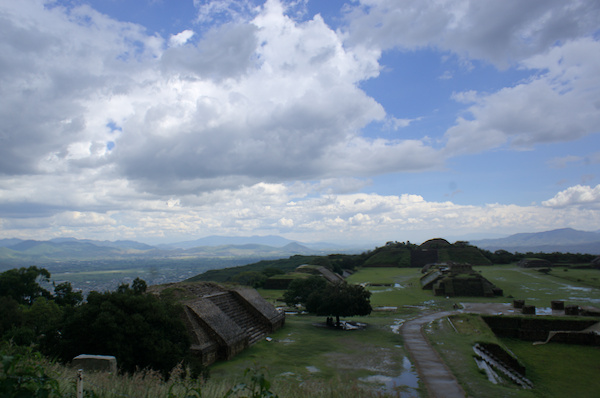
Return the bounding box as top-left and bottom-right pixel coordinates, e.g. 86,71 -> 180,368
297,265 -> 344,284
71,354 -> 117,373
264,264 -> 344,289
420,263 -> 502,297
513,299 -> 525,309
522,305 -> 536,315
153,282 -> 284,366
482,316 -> 600,346
565,305 -> 580,315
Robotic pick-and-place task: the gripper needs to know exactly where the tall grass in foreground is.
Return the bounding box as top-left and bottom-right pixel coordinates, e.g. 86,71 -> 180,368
51,364 -> 393,397
1,344 -> 396,398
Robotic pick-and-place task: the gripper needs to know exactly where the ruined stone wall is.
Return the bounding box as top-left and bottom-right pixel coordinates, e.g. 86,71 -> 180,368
482,316 -> 600,345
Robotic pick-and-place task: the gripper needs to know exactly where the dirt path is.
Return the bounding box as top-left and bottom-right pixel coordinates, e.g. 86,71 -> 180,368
402,310 -> 466,398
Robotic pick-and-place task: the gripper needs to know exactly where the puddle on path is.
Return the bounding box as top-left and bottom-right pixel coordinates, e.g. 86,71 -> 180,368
368,283 -> 405,293
569,297 -> 600,304
375,306 -> 398,312
390,319 -> 405,334
562,286 -> 593,292
359,357 -> 419,397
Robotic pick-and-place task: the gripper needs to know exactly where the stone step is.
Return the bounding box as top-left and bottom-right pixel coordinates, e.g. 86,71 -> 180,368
208,292 -> 269,344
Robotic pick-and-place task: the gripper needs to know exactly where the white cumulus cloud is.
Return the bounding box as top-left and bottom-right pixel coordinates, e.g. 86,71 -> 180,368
169,30 -> 195,47
542,185 -> 600,208
443,38 -> 600,155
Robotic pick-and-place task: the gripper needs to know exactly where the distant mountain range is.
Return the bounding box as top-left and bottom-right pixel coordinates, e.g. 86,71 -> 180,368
0,236 -> 331,267
0,228 -> 598,267
471,228 -> 600,254
157,235 -> 298,249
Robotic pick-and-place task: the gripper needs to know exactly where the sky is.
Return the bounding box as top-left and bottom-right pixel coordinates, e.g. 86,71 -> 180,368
0,0 -> 599,246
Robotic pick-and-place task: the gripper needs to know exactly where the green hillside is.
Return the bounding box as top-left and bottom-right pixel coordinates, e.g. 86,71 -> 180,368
363,247 -> 411,267
186,255 -> 316,283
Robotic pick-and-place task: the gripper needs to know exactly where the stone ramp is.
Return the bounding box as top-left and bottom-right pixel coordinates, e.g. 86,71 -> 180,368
402,311 -> 466,398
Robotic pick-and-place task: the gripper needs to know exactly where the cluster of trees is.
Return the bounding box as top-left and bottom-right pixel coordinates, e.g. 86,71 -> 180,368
0,266 -> 195,377
283,276 -> 372,326
480,249 -> 597,265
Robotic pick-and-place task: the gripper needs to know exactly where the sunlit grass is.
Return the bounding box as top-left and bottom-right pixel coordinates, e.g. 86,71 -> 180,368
346,267 -> 417,285
475,265 -> 600,307
500,339 -> 600,398
546,267 -> 600,289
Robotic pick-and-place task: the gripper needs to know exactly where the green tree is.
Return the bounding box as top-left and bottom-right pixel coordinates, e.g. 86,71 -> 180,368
283,276 -> 327,306
0,266 -> 52,305
131,277 -> 147,294
59,282 -> 190,377
0,297 -> 23,336
305,282 -> 372,326
20,297 -> 64,352
53,281 -> 83,307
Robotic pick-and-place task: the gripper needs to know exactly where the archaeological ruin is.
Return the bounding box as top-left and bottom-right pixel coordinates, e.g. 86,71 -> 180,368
420,263 -> 503,297
152,282 -> 285,366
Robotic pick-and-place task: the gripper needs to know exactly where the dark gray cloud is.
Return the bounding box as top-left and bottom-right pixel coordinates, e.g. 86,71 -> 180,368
161,23 -> 259,80
344,0 -> 600,67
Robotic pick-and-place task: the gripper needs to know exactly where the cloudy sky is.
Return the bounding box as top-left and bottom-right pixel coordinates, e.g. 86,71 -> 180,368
1,0 -> 599,245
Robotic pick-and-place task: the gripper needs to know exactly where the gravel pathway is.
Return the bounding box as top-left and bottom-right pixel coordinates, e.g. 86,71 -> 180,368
402,311 -> 466,398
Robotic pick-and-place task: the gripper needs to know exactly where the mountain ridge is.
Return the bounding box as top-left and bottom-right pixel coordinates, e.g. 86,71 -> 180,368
471,228 -> 600,254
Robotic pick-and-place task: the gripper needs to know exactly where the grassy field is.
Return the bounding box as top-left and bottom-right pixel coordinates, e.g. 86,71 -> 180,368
545,267 -> 600,289
475,265 -> 600,308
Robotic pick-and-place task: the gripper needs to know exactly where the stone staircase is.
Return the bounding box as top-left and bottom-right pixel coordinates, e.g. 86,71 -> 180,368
208,292 -> 270,345
473,344 -> 533,389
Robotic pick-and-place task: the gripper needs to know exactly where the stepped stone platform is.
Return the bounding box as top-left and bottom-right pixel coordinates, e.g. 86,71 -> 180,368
153,282 -> 285,366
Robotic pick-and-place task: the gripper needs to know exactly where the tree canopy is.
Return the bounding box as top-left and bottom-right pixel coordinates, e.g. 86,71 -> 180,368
0,268 -> 193,377
305,282 -> 372,325
283,275 -> 328,306
283,276 -> 372,326
59,282 -> 190,376
0,266 -> 52,305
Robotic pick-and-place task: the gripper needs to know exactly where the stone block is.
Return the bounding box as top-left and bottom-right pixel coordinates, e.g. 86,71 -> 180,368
565,305 -> 580,316
522,305 -> 536,315
72,355 -> 117,373
513,299 -> 525,309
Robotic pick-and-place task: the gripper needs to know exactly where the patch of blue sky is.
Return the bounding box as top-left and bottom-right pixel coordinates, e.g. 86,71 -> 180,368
362,49 -> 533,120
413,135 -> 600,207
305,0 -> 348,27
106,121 -> 122,133
83,0 -> 197,36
